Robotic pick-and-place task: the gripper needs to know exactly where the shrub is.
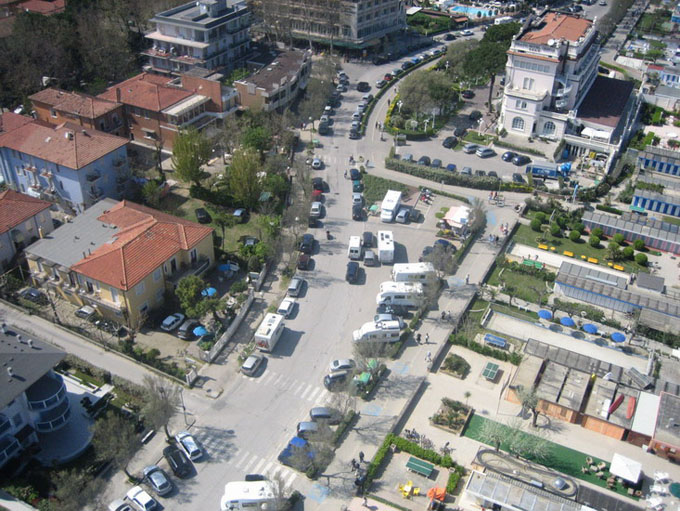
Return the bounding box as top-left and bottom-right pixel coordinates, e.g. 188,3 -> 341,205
556,215 -> 568,229
450,334 -> 522,365
530,218 -> 542,232
549,224 -> 561,237
447,466 -> 466,494
623,246 -> 634,260
595,204 -> 623,215
633,239 -> 645,251
635,253 -> 648,266
391,436 -> 454,468
534,212 -> 547,223
569,230 -> 581,242
573,222 -> 585,233
592,227 -> 604,238
589,235 -> 600,247
613,233 -> 625,245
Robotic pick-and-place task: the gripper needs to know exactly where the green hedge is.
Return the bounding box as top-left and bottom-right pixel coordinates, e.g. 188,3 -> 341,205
494,139 -> 548,158
385,157 -> 533,193
333,410 -> 358,446
450,334 -> 522,365
446,465 -> 466,494
391,436 -> 454,467
365,433 -> 396,489
359,364 -> 388,400
189,184 -> 233,207
422,185 -> 470,204
595,204 -> 623,215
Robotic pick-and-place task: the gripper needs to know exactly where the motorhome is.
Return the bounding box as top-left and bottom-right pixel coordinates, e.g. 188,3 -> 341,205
352,320 -> 402,343
375,281 -> 424,307
380,190 -> 402,222
220,480 -> 278,511
348,236 -> 363,260
254,313 -> 285,352
377,230 -> 394,264
391,262 -> 437,284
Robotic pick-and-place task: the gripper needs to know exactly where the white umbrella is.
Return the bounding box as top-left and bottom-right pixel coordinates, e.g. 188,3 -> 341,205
610,453 -> 642,483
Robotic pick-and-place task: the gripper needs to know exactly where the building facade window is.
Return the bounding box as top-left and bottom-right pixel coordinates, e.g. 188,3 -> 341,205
153,268 -> 162,282
512,117 -> 525,131
515,100 -> 527,109
543,121 -> 556,135
522,77 -> 534,90
135,281 -> 145,295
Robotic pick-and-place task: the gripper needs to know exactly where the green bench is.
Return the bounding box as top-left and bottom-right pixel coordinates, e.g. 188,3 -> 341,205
406,456 -> 434,477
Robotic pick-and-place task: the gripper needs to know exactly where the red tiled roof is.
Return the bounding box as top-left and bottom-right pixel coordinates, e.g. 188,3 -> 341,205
0,189 -> 51,235
98,73 -> 194,112
521,12 -> 591,45
18,0 -> 64,14
0,119 -> 128,169
0,112 -> 33,134
72,201 -> 212,290
29,88 -> 120,119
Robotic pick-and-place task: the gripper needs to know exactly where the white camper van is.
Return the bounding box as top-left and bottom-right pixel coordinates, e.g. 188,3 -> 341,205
380,190 -> 402,222
352,320 -> 402,343
377,230 -> 394,264
220,480 -> 278,511
391,262 -> 437,284
254,313 -> 285,352
375,281 -> 424,307
348,235 -> 363,260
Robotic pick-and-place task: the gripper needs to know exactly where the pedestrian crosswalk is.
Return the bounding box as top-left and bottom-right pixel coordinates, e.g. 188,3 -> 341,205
240,369 -> 333,405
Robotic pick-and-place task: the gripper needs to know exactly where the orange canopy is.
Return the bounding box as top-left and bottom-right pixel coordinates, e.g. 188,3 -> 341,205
427,487 -> 446,500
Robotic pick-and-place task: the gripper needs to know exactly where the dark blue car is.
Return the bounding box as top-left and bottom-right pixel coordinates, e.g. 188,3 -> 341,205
349,168 -> 361,181
278,436 -> 315,469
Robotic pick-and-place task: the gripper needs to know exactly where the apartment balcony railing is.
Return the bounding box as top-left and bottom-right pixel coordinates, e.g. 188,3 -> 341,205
86,172 -> 101,183
0,437 -> 20,465
88,187 -> 104,200
35,400 -> 71,433
27,377 -> 67,411
167,257 -> 210,286
555,97 -> 569,110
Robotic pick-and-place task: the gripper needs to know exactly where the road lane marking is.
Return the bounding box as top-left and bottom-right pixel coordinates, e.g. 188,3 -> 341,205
306,386 -> 321,401
284,471 -> 297,488
251,458 -> 266,474
241,456 -> 257,473
299,383 -> 312,400
261,461 -> 273,476
234,450 -> 250,469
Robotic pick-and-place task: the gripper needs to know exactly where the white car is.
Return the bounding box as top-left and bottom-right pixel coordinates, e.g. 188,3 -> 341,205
126,486 -> 157,511
320,115 -> 329,124
329,358 -> 355,373
108,499 -> 133,511
311,158 -> 323,170
352,193 -> 363,205
351,120 -> 360,131
160,313 -> 185,332
175,431 -> 203,461
461,29 -> 474,36
75,305 -> 96,320
310,202 -> 322,218
277,298 -> 296,318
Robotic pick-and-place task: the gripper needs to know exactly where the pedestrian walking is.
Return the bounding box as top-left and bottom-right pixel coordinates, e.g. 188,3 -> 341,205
388,98 -> 391,106
363,496 -> 369,507
375,121 -> 378,129
416,333 -> 422,344
366,159 -> 370,167
426,351 -> 432,362
465,274 -> 470,285
351,458 -> 357,470
425,333 -> 430,343
344,169 -> 348,179
359,451 -> 365,463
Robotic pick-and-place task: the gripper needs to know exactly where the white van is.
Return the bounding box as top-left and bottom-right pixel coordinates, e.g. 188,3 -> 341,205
220,480 -> 277,511
377,230 -> 394,264
348,236 -> 363,260
380,190 -> 402,222
391,262 -> 437,284
375,281 -> 424,307
254,313 -> 285,352
352,320 -> 402,343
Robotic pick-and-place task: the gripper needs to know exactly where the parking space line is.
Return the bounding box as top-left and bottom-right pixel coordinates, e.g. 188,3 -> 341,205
299,383 -> 312,400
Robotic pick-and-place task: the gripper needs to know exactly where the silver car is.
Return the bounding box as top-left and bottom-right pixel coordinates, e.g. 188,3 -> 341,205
329,358 -> 355,373
143,466 -> 172,496
175,431 -> 202,461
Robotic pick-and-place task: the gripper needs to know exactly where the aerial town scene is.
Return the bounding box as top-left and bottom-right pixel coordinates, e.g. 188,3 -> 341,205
1,0 -> 680,510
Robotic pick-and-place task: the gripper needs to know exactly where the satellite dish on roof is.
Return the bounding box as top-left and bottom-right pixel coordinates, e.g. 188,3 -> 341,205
548,39 -> 556,46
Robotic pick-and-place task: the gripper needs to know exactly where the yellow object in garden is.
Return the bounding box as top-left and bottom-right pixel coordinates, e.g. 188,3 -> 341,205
588,257 -> 598,264
614,264 -> 625,271
550,246 -> 556,251
581,255 -> 587,259
538,244 -> 548,250
608,262 -> 613,267
564,251 -> 574,257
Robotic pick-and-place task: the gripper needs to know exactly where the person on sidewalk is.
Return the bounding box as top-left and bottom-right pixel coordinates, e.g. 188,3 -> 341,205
362,496 -> 369,507
425,333 -> 430,344
359,451 -> 365,463
416,333 -> 422,344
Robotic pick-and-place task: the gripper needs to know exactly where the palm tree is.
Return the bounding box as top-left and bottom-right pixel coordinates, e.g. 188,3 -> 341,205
464,391 -> 471,405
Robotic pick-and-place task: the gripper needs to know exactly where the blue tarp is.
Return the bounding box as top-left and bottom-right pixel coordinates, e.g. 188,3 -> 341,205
538,309 -> 553,319
560,317 -> 575,327
583,324 -> 598,334
484,333 -> 507,349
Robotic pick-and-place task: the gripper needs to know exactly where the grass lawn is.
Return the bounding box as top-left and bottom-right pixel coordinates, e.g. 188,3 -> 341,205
464,415 -> 636,500
513,224 -> 647,273
491,302 -> 539,321
463,131 -> 495,145
363,173 -> 413,205
663,215 -> 680,226
487,266 -> 550,305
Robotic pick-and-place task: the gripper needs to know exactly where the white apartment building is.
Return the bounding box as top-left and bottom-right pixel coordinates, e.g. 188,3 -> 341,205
143,0 -> 251,76
500,12 -> 600,140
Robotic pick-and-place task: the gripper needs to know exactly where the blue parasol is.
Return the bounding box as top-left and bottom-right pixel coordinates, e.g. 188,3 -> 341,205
538,309 -> 553,320
611,332 -> 626,343
201,287 -> 217,297
193,326 -> 207,336
218,263 -> 231,272
560,317 -> 575,327
583,324 -> 598,334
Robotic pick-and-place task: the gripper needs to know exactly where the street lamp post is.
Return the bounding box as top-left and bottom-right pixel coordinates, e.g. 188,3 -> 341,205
308,117 -> 313,143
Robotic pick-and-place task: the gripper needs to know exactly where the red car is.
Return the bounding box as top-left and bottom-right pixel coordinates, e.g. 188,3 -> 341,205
384,73 -> 394,81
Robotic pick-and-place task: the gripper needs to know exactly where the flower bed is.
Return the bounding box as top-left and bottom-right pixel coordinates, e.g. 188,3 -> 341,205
430,398 -> 472,435
440,354 -> 470,379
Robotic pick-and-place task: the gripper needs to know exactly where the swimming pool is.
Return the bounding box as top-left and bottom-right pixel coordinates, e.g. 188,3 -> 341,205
450,5 -> 495,17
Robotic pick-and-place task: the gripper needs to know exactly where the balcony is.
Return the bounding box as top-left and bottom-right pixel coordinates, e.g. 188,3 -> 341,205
88,187 -> 104,200
26,373 -> 67,411
86,172 -> 101,183
554,97 -> 569,110
505,85 -> 547,101
113,158 -> 125,168
84,292 -> 124,313
0,436 -> 20,465
167,257 -> 211,286
34,399 -> 71,433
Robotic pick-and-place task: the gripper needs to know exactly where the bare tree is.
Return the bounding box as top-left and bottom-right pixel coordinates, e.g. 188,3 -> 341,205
479,418 -> 506,451
516,385 -> 540,428
142,376 -> 181,440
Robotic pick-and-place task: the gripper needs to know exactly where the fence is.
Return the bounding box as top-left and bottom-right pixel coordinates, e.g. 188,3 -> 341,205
254,263 -> 268,292
201,288 -> 255,363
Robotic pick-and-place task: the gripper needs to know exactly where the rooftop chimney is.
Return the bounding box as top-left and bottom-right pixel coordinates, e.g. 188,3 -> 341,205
116,87 -> 121,103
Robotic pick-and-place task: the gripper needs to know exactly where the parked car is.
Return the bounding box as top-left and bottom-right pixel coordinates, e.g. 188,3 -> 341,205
444,33 -> 456,41
310,201 -> 322,218
233,208 -> 249,223
434,239 -> 454,251
461,90 -> 475,99
126,486 -> 157,511
474,169 -> 486,177
488,170 -> 499,180
160,313 -> 185,332
349,168 -> 361,181
277,298 -> 295,318
476,147 -> 495,158
297,254 -> 311,270
417,155 -> 431,166
309,406 -> 342,425
442,136 -> 457,148
376,303 -> 409,316
463,143 -> 478,154
375,79 -> 387,88
352,204 -> 363,221
324,370 -> 349,390
446,163 -> 457,173
143,466 -> 172,496
312,178 -> 324,192
162,444 -> 192,479
287,277 -> 304,298
177,319 -> 200,340
299,234 -> 314,254
346,262 -> 360,283
461,166 -> 472,175
362,231 -> 373,247
431,158 -> 442,168
329,358 -> 355,373
75,305 -> 96,320
241,354 -> 264,376
362,94 -> 374,102
453,127 -> 466,137
278,436 -> 314,469
395,207 -> 411,224
357,81 -> 370,92
352,111 -> 362,121
512,172 -> 525,183
195,208 -> 211,224
109,500 -> 133,511
501,151 -> 516,162
419,246 -> 433,262
469,110 -> 483,121
311,158 -> 323,170
352,193 -> 363,205
512,154 -> 531,166
175,431 -> 202,461
349,130 -> 360,140
401,153 -> 413,162
19,287 -> 47,304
